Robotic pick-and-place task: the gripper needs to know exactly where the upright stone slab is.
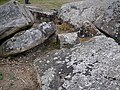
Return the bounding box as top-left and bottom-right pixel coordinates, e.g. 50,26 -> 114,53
0,1 -> 34,41
59,0 -> 120,42
0,22 -> 56,57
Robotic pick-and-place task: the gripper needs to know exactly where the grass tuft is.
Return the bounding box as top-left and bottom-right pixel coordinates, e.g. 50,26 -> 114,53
0,71 -> 3,80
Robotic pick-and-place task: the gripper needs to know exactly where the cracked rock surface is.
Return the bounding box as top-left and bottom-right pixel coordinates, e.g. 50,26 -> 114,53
59,0 -> 120,42
35,35 -> 120,90
0,22 -> 56,57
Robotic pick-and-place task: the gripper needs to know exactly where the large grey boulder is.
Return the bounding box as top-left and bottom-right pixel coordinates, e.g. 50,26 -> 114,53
0,22 -> 56,57
35,35 -> 120,90
0,1 -> 34,41
59,0 -> 120,42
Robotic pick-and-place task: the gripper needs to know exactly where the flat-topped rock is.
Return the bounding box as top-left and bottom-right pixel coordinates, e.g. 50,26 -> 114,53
27,6 -> 58,23
35,35 -> 120,90
0,22 -> 56,57
59,0 -> 120,42
0,1 -> 34,41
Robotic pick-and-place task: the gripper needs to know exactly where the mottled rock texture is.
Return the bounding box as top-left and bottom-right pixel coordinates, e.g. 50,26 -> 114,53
78,20 -> 102,38
0,1 -> 34,40
59,0 -> 120,42
0,22 -> 56,57
35,35 -> 120,90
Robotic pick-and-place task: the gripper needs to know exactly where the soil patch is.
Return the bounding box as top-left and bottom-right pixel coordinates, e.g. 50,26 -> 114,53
0,57 -> 39,90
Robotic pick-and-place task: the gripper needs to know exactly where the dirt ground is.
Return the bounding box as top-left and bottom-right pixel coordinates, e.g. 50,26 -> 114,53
0,57 -> 39,90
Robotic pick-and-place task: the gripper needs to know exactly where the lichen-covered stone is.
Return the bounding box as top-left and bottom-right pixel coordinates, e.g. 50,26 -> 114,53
35,35 -> 120,90
0,1 -> 34,40
57,32 -> 79,48
59,0 -> 120,42
0,22 -> 56,57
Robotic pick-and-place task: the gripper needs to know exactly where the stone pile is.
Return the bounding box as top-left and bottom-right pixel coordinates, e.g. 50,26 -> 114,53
0,0 -> 120,90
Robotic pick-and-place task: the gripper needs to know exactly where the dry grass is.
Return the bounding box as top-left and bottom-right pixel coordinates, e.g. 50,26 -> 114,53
0,0 -> 79,10
56,22 -> 75,34
0,0 -> 9,5
79,38 -> 91,42
20,0 -> 79,9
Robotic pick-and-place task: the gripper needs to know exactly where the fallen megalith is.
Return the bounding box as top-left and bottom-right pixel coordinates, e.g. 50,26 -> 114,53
0,22 -> 56,57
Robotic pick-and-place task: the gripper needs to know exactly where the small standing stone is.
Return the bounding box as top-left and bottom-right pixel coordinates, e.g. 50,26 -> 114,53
57,32 -> 79,48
